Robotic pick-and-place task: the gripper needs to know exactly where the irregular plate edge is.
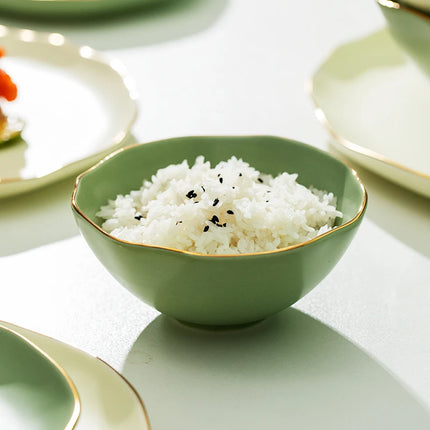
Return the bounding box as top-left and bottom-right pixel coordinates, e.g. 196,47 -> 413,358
0,25 -> 138,192
307,59 -> 430,198
0,319 -> 150,430
0,322 -> 81,430
96,357 -> 152,430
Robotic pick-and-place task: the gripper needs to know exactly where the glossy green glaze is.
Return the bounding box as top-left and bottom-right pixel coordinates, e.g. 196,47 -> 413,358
0,0 -> 168,18
377,0 -> 430,76
72,136 -> 367,326
1,321 -> 150,430
0,326 -> 78,429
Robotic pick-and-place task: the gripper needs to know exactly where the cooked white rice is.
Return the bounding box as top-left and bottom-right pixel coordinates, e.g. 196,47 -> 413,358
97,156 -> 342,255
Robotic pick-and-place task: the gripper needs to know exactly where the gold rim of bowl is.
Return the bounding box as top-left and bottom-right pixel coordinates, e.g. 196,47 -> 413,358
71,138 -> 368,258
376,0 -> 430,21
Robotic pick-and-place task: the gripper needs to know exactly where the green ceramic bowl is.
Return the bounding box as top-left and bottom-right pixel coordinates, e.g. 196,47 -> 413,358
377,0 -> 430,76
72,136 -> 367,326
0,0 -> 168,19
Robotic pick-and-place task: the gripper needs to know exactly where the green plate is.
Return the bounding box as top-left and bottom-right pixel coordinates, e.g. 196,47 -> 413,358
0,0 -> 167,18
0,325 -> 79,430
1,321 -> 151,430
311,29 -> 430,199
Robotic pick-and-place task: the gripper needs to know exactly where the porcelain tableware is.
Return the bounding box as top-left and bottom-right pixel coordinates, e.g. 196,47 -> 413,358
377,0 -> 430,76
403,0 -> 430,12
0,325 -> 79,430
0,0 -> 167,18
0,26 -> 137,198
1,321 -> 151,430
311,29 -> 430,198
72,136 -> 366,326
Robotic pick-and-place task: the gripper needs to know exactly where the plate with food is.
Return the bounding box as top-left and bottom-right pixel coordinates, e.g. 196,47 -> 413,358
0,324 -> 80,429
1,321 -> 151,430
0,25 -> 137,198
310,29 -> 430,199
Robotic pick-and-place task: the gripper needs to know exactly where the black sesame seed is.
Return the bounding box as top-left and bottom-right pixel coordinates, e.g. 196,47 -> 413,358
227,210 -> 234,215
232,186 -> 235,189
176,220 -> 183,225
258,178 -> 263,183
213,198 -> 219,206
216,223 -> 222,227
239,173 -> 242,177
203,225 -> 209,232
266,200 -> 269,203
217,173 -> 221,177
201,186 -> 206,192
219,177 -> 223,184
210,215 -> 219,224
223,223 -> 227,227
134,215 -> 143,221
186,190 -> 197,199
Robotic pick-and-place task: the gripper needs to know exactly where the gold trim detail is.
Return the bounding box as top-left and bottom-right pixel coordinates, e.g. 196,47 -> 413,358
0,25 -> 137,185
0,323 -> 81,430
376,0 -> 430,21
96,357 -> 151,430
0,319 -> 150,429
315,4 -> 430,184
308,77 -> 430,182
71,137 -> 367,258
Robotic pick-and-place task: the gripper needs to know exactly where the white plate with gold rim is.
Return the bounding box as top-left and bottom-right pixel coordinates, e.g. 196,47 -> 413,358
310,29 -> 430,199
1,321 -> 150,430
0,25 -> 137,198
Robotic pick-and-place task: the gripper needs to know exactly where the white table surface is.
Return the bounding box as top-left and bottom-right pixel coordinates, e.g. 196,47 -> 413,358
1,1 -> 430,428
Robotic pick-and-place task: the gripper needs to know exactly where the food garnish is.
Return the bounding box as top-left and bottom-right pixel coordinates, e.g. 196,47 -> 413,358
0,47 -> 23,145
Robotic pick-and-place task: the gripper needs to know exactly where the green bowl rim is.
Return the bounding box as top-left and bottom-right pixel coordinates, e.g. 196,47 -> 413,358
376,0 -> 430,22
71,135 -> 368,258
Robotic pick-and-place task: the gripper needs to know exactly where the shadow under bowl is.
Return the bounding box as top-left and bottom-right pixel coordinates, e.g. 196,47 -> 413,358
377,0 -> 430,76
72,135 -> 367,326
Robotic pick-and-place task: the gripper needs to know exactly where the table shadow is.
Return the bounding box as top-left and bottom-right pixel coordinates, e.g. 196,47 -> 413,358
0,134 -> 137,257
122,308 -> 430,430
328,143 -> 430,260
0,0 -> 228,50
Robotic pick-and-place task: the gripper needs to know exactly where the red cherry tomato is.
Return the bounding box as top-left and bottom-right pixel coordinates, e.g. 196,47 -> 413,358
0,48 -> 17,102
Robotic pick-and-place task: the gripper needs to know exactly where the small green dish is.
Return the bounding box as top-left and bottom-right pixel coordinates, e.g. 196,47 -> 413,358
0,0 -> 168,19
72,136 -> 367,326
377,0 -> 430,76
0,325 -> 80,429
